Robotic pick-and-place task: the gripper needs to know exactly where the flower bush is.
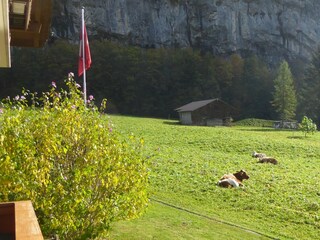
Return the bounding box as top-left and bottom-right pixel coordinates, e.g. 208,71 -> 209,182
0,74 -> 149,239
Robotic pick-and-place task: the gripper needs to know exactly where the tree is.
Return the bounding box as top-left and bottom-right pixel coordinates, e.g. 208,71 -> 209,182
272,61 -> 297,120
298,47 -> 320,123
299,116 -> 317,137
228,54 -> 273,119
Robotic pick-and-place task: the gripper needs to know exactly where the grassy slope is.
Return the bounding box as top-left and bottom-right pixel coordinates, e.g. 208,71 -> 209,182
110,200 -> 270,240
108,115 -> 320,240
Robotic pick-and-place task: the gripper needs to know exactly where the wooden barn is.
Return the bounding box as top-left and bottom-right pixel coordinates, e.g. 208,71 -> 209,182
175,99 -> 237,126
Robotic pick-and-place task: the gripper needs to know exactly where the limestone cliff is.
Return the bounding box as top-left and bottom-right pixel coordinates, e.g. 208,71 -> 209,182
52,0 -> 320,61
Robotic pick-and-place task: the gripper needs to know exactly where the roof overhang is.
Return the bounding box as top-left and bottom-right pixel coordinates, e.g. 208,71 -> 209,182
0,0 -> 52,68
175,99 -> 217,112
0,0 -> 11,68
10,0 -> 53,48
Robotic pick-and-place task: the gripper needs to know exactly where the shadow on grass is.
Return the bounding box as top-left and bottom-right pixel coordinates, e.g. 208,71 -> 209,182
287,136 -> 305,139
236,127 -> 290,132
237,128 -> 306,138
162,121 -> 181,126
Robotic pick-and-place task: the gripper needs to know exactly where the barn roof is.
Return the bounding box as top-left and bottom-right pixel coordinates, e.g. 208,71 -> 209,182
175,99 -> 220,112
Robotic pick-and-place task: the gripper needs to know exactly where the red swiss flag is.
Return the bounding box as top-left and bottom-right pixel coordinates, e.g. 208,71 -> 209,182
78,23 -> 92,77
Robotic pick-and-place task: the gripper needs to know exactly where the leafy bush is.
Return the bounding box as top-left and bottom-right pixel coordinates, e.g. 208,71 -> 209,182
299,116 -> 317,137
0,74 -> 149,239
234,118 -> 274,127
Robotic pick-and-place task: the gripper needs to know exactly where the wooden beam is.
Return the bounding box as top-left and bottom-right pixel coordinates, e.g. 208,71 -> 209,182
10,28 -> 38,47
25,0 -> 33,30
32,0 -> 41,23
14,201 -> 44,240
0,201 -> 44,240
0,0 -> 11,67
10,0 -> 52,48
37,0 -> 52,46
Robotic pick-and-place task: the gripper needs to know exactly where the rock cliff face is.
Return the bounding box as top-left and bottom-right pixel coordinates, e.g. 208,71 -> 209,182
52,0 -> 320,61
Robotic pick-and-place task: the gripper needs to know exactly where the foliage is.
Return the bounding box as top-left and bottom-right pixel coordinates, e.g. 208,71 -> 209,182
234,118 -> 274,127
1,40 -> 278,120
109,115 -> 320,240
272,60 -> 297,121
239,55 -> 274,119
299,116 -> 317,137
298,47 -> 320,124
0,75 -> 149,239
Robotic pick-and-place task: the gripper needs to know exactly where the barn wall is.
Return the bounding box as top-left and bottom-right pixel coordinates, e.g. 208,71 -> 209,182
178,100 -> 236,126
179,112 -> 192,125
206,118 -> 223,126
192,101 -> 233,126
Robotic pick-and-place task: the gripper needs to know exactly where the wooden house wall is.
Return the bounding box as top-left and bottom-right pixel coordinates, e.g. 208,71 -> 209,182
191,101 -> 233,126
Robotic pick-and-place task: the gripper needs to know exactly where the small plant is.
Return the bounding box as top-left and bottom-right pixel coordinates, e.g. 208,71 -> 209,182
299,116 -> 317,137
0,73 -> 149,239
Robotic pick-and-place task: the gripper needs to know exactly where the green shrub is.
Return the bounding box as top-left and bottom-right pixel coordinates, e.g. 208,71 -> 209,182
0,74 -> 149,239
299,116 -> 317,137
234,118 -> 274,127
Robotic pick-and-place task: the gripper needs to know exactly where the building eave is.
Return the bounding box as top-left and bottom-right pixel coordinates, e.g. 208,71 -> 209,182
0,0 -> 11,68
10,0 -> 53,48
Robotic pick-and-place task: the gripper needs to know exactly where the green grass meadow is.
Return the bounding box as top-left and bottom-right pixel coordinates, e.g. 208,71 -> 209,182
108,115 -> 320,240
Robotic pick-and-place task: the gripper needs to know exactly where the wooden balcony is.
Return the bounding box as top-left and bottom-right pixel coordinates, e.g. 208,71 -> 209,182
0,201 -> 44,240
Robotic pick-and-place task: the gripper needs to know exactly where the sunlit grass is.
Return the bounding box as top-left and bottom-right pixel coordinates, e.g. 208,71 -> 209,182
109,115 -> 320,240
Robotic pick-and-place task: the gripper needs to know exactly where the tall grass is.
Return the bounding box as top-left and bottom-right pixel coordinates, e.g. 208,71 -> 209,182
110,115 -> 320,240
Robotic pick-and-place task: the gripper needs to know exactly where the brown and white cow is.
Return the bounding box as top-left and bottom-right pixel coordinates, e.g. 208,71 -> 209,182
217,170 -> 250,188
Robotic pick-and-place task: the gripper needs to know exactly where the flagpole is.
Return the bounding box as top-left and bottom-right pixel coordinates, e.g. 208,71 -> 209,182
81,7 -> 87,106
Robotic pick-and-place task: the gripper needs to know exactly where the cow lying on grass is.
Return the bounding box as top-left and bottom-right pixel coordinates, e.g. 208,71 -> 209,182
252,151 -> 267,158
252,151 -> 278,165
257,157 -> 278,165
217,170 -> 249,188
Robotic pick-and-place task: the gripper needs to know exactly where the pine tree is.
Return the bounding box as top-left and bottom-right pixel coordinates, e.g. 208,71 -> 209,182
298,47 -> 320,123
272,61 -> 297,120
